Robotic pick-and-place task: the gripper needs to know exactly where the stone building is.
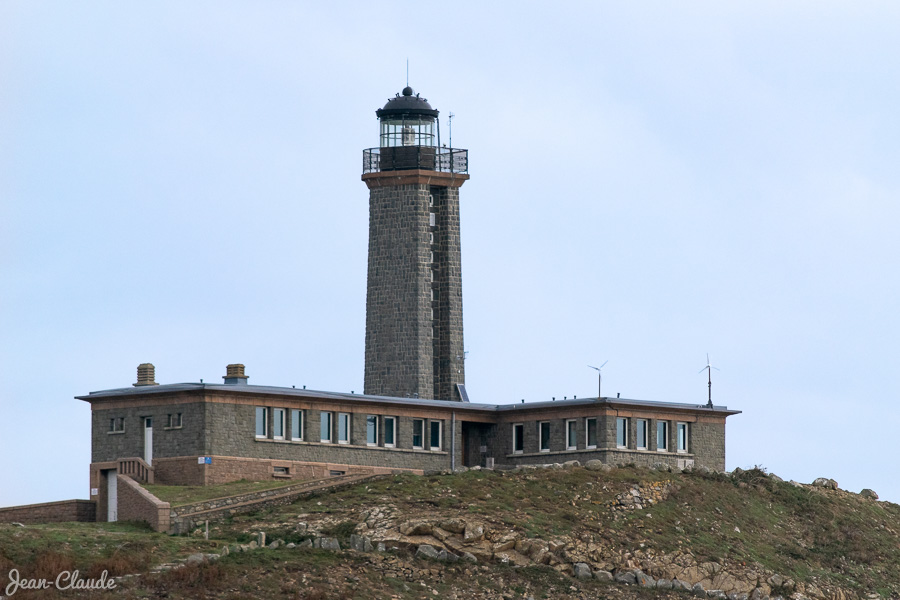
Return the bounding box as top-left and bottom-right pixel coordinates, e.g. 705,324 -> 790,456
74,86 -> 740,522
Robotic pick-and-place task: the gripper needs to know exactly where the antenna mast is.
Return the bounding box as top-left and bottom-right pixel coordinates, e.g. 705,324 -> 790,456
406,59 -> 408,86
448,112 -> 454,149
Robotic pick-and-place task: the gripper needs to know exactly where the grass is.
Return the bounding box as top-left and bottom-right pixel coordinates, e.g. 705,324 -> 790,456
0,520 -> 223,594
143,478 -> 302,506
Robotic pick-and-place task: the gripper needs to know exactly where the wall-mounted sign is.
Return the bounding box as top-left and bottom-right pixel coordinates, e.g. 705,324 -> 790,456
197,456 -> 212,465
90,488 -> 98,496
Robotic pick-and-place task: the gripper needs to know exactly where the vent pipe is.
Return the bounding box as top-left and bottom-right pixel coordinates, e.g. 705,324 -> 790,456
223,364 -> 249,385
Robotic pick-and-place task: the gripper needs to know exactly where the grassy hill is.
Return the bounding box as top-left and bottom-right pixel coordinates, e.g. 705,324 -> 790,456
1,465 -> 897,599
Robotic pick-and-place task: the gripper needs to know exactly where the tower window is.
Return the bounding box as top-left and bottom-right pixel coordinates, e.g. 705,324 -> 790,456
429,194 -> 434,206
429,213 -> 436,227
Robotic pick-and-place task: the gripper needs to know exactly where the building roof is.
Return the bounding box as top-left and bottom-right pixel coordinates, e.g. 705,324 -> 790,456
76,382 -> 741,416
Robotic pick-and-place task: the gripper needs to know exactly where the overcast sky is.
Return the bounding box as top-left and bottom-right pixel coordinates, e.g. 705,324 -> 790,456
2,2 -> 899,507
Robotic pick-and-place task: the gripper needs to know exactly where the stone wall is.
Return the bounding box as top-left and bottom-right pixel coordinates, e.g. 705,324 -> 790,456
0,499 -> 95,524
493,412 -> 726,471
115,474 -> 170,532
91,401 -> 205,463
206,402 -> 458,473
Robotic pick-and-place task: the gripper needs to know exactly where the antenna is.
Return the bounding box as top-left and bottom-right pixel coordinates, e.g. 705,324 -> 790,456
698,353 -> 720,408
406,59 -> 409,87
448,112 -> 454,149
587,361 -> 608,398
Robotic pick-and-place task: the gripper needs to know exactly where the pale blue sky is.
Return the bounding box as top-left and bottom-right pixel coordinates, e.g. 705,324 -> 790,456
2,2 -> 899,506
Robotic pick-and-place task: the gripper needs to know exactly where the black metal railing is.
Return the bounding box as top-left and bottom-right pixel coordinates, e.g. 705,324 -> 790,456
363,147 -> 468,175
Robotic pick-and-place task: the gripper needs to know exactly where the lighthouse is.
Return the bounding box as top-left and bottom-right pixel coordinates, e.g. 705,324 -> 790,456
362,86 -> 469,401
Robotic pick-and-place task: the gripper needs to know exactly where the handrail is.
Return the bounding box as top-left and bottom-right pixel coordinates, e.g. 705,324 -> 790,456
363,147 -> 468,174
117,457 -> 155,484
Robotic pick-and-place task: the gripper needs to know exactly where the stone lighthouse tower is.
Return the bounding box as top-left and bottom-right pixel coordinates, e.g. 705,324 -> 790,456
362,86 -> 469,401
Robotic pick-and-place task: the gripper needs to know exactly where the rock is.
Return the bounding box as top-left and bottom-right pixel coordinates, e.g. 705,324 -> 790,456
298,539 -> 313,549
349,534 -> 374,553
860,488 -> 879,500
812,478 -> 838,490
441,518 -> 467,534
573,563 -> 592,579
256,532 -> 266,547
697,466 -> 712,475
186,553 -> 205,566
563,460 -> 581,468
615,571 -> 637,585
463,522 -> 485,542
673,580 -> 692,592
219,546 -> 229,556
750,587 -> 767,600
594,570 -> 613,581
728,594 -> 749,600
461,552 -> 477,563
657,579 -> 673,590
635,571 -> 656,588
585,459 -> 604,471
768,575 -> 785,589
454,466 -> 469,473
416,544 -> 441,560
376,542 -> 386,552
492,532 -> 518,552
317,537 -> 341,551
693,583 -> 707,596
248,541 -> 258,549
789,480 -> 803,488
286,543 -> 296,549
707,591 -> 727,599
399,520 -> 433,536
10,522 -> 24,527
431,526 -> 453,541
437,549 -> 459,563
732,467 -> 745,477
769,473 -> 783,483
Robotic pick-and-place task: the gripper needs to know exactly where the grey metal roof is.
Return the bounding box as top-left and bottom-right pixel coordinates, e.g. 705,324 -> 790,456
76,382 -> 740,415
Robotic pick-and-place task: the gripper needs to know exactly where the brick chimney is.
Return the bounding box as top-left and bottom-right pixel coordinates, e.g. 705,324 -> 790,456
223,363 -> 249,385
133,363 -> 159,387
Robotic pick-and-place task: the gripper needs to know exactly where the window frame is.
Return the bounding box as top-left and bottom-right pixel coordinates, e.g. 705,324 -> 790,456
255,407 -> 267,439
384,416 -> 396,448
566,419 -> 577,451
338,412 -> 350,444
636,419 -> 648,450
320,411 -> 333,443
616,417 -> 628,448
109,417 -> 125,433
412,419 -> 424,449
429,420 -> 442,451
366,415 -> 378,446
273,408 -> 286,440
291,409 -> 304,441
677,422 -> 688,453
585,417 -> 598,449
657,420 -> 668,452
538,421 -> 551,452
512,423 -> 524,454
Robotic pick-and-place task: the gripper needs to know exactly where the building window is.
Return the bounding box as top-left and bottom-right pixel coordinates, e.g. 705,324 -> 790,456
586,418 -> 597,449
274,466 -> 289,475
539,421 -> 550,452
616,417 -> 628,448
338,413 -> 350,444
566,419 -> 577,450
677,422 -> 688,453
384,417 -> 396,448
429,212 -> 436,227
366,415 -> 378,446
291,409 -> 304,441
657,421 -> 668,452
412,419 -> 424,449
512,423 -> 524,454
255,407 -> 267,438
273,408 -> 285,440
636,419 -> 648,450
109,417 -> 125,433
320,411 -> 332,443
166,413 -> 183,428
430,420 -> 442,451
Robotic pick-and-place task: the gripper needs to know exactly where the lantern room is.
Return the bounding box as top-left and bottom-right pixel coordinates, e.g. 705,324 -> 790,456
376,86 -> 438,147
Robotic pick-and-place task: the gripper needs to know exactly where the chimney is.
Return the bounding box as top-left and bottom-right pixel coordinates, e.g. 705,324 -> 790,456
134,363 -> 158,387
223,363 -> 249,385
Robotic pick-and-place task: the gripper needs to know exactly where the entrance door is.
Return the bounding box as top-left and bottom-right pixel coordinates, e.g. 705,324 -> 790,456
144,417 -> 153,465
107,470 -> 118,522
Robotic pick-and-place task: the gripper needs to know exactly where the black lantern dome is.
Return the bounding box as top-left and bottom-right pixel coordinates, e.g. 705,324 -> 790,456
376,87 -> 438,148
